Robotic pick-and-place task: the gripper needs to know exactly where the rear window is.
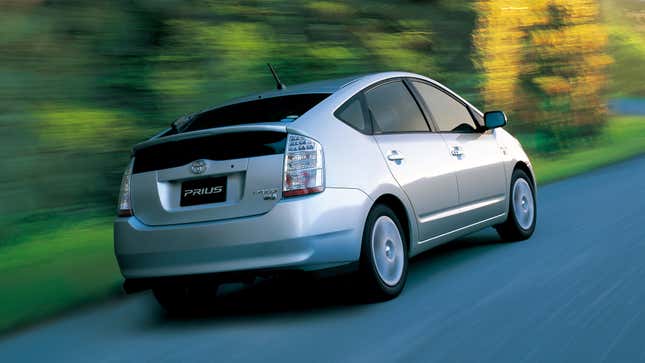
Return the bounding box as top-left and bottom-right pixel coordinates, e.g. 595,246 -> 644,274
179,93 -> 330,133
133,131 -> 286,174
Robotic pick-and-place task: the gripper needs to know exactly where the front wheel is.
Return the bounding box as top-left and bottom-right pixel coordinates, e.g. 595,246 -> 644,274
495,169 -> 537,241
358,204 -> 408,301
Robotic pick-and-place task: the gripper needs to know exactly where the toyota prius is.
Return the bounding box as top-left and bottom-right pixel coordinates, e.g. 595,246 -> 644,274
114,71 -> 537,312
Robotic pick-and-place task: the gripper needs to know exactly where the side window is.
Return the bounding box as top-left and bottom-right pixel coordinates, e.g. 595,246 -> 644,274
365,80 -> 429,133
411,81 -> 478,133
335,96 -> 368,133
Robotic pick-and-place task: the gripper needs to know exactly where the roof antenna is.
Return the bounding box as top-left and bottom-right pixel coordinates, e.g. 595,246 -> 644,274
267,63 -> 286,90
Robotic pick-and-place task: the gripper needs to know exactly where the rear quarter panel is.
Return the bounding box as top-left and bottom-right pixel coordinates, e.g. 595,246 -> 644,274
290,82 -> 423,253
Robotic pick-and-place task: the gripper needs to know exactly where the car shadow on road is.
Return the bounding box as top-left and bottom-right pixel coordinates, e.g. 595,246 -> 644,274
148,228 -> 507,327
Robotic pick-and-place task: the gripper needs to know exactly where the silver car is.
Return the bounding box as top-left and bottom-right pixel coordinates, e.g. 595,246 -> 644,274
114,71 -> 536,310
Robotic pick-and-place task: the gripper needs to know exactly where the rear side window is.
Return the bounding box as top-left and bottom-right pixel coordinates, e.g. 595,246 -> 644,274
365,81 -> 429,133
180,93 -> 330,133
410,81 -> 478,133
335,96 -> 369,133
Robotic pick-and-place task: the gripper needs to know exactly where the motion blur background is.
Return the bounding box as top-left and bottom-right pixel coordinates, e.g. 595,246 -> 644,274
0,0 -> 644,333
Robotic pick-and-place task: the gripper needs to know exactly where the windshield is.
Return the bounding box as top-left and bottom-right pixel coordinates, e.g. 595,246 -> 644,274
174,93 -> 330,134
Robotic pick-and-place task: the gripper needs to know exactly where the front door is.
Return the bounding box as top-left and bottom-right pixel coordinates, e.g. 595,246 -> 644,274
408,79 -> 507,225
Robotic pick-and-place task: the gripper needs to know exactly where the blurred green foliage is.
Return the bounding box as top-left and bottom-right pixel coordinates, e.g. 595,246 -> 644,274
0,0 -> 482,233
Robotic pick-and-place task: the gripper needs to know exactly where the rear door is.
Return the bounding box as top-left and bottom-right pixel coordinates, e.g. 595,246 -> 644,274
130,93 -> 332,226
130,128 -> 287,226
409,79 -> 507,224
365,79 -> 460,241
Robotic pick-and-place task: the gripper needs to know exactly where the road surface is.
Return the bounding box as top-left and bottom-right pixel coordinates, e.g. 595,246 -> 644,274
1,155 -> 645,362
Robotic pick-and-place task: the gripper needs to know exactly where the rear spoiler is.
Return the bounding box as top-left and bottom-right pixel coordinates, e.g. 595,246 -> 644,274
132,123 -> 288,153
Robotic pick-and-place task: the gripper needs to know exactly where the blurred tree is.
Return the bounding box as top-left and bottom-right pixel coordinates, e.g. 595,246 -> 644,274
474,0 -> 611,152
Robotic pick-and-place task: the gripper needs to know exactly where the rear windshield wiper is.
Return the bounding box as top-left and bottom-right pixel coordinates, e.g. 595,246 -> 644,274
170,114 -> 194,134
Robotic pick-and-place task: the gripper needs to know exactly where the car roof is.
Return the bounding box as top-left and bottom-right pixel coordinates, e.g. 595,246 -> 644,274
213,75 -> 364,106
258,75 -> 364,95
175,71 -> 460,128
221,71 -> 449,102
193,72 -> 419,113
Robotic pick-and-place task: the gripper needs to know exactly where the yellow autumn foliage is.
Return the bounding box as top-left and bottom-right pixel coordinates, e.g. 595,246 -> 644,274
474,0 -> 612,139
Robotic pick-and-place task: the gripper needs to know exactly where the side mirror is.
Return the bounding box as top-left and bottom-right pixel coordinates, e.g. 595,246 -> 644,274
484,111 -> 507,129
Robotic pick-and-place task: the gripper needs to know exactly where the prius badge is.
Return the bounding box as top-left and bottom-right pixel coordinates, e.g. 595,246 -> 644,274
190,159 -> 207,174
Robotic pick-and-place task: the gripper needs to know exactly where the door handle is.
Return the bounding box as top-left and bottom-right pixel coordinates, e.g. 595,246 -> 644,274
387,151 -> 405,161
450,146 -> 464,157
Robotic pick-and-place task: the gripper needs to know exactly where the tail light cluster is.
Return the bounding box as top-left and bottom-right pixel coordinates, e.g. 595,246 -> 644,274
117,159 -> 134,217
283,134 -> 324,197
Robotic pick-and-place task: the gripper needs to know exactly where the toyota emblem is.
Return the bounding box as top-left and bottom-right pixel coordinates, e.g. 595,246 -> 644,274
190,159 -> 207,174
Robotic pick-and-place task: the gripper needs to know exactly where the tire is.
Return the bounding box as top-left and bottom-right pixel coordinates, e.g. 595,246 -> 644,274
153,283 -> 219,315
495,169 -> 537,241
357,204 -> 408,301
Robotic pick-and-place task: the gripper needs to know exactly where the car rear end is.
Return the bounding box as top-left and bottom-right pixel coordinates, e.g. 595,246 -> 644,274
113,92 -> 372,289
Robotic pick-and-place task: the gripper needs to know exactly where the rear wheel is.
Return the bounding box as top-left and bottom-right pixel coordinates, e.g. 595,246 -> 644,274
496,169 -> 536,241
358,204 -> 408,301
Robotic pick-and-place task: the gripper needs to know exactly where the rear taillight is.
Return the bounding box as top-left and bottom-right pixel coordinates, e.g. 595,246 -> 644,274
117,159 -> 134,217
283,134 -> 324,197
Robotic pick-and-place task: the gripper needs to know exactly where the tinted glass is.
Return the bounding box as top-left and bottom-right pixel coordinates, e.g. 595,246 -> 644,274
411,81 -> 477,133
365,81 -> 428,133
177,94 -> 330,133
336,97 -> 367,132
133,132 -> 286,174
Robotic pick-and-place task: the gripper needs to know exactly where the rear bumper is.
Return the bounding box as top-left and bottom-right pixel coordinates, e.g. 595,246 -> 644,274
114,188 -> 371,279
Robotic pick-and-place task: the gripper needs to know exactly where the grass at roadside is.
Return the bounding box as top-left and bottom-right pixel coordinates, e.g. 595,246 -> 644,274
0,217 -> 120,334
530,116 -> 645,184
0,115 -> 643,335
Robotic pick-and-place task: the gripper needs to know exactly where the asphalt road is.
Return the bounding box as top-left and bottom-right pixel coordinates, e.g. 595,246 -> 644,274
2,156 -> 645,362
